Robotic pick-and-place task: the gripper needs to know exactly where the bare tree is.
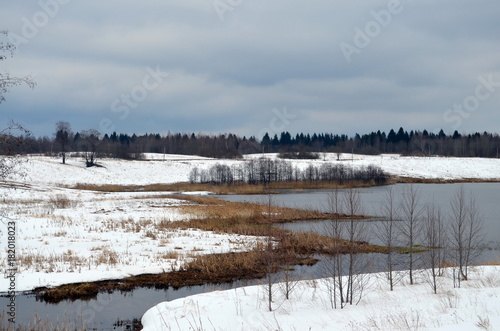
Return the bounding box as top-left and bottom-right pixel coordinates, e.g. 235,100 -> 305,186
462,194 -> 484,279
376,187 -> 400,291
423,202 -> 446,294
449,186 -> 467,288
449,186 -> 484,287
79,129 -> 101,167
279,264 -> 302,301
55,121 -> 73,164
0,31 -> 36,103
343,188 -> 368,305
323,188 -> 347,309
263,194 -> 278,312
399,185 -> 424,285
0,122 -> 30,183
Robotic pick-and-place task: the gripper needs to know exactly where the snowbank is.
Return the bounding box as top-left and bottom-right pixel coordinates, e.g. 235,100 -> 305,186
142,266 -> 500,331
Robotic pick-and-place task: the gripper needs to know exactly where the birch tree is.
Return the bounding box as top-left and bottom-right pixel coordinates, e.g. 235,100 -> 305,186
423,202 -> 446,294
376,187 -> 400,291
449,186 -> 484,287
399,185 -> 424,285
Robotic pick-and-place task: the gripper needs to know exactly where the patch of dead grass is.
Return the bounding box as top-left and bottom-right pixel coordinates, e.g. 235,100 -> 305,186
70,179 -> 395,194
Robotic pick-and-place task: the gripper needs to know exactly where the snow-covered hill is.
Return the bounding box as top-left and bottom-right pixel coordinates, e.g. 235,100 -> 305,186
20,153 -> 500,187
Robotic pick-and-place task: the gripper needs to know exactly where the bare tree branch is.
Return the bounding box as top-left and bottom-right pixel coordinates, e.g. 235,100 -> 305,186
0,31 -> 36,103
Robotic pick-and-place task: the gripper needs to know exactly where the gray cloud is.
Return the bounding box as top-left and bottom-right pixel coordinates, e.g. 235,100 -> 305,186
1,0 -> 499,138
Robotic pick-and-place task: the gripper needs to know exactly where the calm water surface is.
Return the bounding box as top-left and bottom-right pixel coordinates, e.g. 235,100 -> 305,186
218,183 -> 500,262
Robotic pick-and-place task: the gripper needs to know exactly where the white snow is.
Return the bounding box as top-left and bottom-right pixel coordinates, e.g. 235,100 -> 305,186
0,154 -> 267,292
0,185 -> 264,292
1,153 -> 499,329
245,153 -> 500,180
21,153 -> 500,188
142,266 -> 500,331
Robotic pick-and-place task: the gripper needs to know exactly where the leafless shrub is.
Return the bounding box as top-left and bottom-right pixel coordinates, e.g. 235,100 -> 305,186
385,310 -> 424,330
439,290 -> 459,309
48,194 -> 78,209
476,315 -> 491,330
95,248 -> 119,265
145,230 -> 157,240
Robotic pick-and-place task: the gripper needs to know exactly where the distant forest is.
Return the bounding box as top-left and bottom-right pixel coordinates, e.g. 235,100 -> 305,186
2,125 -> 500,159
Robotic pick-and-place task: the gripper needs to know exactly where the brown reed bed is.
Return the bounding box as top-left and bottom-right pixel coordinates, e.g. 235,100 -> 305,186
70,179 -> 393,195
170,194 -> 365,224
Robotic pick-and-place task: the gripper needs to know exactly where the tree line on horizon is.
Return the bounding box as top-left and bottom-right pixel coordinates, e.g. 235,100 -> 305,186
2,121 -> 499,160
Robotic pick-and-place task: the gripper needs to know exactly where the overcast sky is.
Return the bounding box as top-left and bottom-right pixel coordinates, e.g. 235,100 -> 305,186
1,0 -> 499,139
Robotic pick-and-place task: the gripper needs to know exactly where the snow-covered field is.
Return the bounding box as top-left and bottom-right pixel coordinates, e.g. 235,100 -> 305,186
1,153 -> 499,329
0,185 -> 263,292
142,266 -> 500,331
22,152 -> 500,187
0,154 -> 267,293
245,153 -> 500,181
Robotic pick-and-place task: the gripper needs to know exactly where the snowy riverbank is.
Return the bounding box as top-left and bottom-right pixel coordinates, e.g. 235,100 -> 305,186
142,265 -> 500,331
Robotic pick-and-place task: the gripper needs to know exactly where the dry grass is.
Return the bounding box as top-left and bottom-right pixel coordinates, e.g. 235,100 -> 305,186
48,193 -> 79,209
173,195 -> 347,224
0,312 -> 89,331
71,180 -> 393,194
16,246 -> 123,273
18,250 -> 88,273
36,282 -> 100,303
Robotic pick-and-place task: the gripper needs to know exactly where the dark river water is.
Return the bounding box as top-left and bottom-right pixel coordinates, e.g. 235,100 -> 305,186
218,183 -> 500,262
2,183 -> 498,329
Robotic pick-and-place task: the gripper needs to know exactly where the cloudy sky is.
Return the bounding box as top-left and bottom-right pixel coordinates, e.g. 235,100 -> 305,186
1,0 -> 499,139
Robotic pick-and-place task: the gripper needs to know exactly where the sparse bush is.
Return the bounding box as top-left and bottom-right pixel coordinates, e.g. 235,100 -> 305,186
476,316 -> 491,330
48,194 -> 78,209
